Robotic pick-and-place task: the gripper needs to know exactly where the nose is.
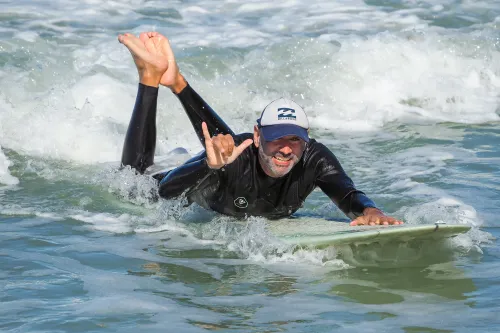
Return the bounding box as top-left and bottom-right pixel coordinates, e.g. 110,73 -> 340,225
279,146 -> 293,155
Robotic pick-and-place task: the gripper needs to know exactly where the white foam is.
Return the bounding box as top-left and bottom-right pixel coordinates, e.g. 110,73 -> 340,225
307,33 -> 500,131
69,211 -> 138,233
0,147 -> 19,185
191,217 -> 350,269
13,31 -> 39,43
0,76 -> 120,163
394,197 -> 492,254
0,0 -> 498,166
182,6 -> 210,14
0,0 -> 497,269
209,32 -> 499,136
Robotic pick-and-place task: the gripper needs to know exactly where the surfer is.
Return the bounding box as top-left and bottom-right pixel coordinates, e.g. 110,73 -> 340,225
118,31 -> 403,226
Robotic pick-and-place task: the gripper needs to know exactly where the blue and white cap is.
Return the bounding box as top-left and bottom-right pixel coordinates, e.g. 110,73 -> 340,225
257,98 -> 310,142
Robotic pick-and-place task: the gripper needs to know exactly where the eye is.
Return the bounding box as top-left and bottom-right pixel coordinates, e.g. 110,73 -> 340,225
289,137 -> 301,142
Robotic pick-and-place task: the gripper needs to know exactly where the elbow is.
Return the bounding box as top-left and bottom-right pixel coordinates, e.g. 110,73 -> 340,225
158,182 -> 185,199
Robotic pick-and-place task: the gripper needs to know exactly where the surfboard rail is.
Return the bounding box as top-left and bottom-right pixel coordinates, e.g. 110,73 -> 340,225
271,221 -> 471,248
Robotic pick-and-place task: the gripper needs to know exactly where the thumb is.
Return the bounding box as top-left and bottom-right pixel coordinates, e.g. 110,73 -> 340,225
350,216 -> 366,226
232,139 -> 253,156
227,139 -> 253,164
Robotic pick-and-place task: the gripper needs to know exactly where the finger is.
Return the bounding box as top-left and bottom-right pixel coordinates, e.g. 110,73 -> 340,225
367,215 -> 380,225
210,137 -> 226,167
219,135 -> 230,158
139,32 -> 149,43
147,31 -> 160,38
232,139 -> 253,158
213,136 -> 228,160
209,140 -> 224,166
225,135 -> 235,157
162,36 -> 176,62
118,34 -> 150,60
381,217 -> 395,225
382,217 -> 402,225
118,32 -> 133,43
201,122 -> 212,142
201,122 -> 215,161
118,33 -> 138,46
350,217 -> 366,226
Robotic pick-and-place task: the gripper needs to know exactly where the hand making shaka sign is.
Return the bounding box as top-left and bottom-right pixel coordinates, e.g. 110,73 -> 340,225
202,122 -> 253,170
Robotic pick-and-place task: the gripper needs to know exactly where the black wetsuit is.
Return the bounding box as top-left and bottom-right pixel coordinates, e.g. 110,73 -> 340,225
121,83 -> 378,220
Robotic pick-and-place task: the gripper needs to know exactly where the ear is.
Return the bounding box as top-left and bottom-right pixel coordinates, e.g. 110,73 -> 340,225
253,125 -> 260,148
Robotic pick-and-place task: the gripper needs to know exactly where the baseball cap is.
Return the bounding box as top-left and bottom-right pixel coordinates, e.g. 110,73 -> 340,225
257,98 -> 310,142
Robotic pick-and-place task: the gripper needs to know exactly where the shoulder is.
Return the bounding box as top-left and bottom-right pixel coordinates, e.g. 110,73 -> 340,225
302,139 -> 344,174
303,139 -> 337,161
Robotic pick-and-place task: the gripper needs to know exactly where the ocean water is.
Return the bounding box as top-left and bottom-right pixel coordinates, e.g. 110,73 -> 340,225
1,0 -> 499,332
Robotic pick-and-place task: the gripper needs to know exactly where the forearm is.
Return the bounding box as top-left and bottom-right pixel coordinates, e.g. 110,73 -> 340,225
175,83 -> 235,147
121,83 -> 158,174
339,191 -> 378,220
158,156 -> 216,199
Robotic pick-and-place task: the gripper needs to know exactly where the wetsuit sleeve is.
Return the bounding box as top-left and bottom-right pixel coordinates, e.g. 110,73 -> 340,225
121,83 -> 158,174
175,83 -> 235,147
312,143 -> 377,219
158,151 -> 218,199
156,133 -> 253,200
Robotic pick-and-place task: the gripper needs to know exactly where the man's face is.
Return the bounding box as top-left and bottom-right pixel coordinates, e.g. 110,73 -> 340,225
254,126 -> 307,178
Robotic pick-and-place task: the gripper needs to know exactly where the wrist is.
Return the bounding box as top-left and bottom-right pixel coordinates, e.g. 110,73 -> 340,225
169,74 -> 188,94
363,207 -> 384,216
139,73 -> 161,88
206,162 -> 223,170
204,157 -> 217,170
205,158 -> 225,170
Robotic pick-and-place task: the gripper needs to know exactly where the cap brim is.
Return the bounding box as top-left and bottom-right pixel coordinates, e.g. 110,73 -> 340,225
260,124 -> 309,142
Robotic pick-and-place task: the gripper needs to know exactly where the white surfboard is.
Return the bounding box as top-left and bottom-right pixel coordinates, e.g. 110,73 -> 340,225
267,218 -> 471,249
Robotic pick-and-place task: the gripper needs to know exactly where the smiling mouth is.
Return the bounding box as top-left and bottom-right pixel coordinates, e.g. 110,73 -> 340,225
273,156 -> 292,166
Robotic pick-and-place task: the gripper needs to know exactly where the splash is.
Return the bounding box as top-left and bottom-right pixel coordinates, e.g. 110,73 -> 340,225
0,147 -> 19,186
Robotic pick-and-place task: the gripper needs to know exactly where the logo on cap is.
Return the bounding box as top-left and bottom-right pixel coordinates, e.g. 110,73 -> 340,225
277,108 -> 296,121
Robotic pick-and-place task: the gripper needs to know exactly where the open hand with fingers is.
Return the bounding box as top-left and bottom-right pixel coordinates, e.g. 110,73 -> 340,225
350,207 -> 404,226
202,122 -> 253,169
118,31 -> 186,91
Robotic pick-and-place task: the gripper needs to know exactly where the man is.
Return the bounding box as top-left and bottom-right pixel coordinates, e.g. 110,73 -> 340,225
118,31 -> 402,226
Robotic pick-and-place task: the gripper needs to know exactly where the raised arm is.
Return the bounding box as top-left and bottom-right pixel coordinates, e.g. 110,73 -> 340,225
118,31 -> 174,173
175,84 -> 235,147
121,84 -> 158,173
118,32 -> 236,172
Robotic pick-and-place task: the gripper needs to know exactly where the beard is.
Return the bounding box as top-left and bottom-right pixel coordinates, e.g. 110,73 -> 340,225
257,144 -> 300,178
